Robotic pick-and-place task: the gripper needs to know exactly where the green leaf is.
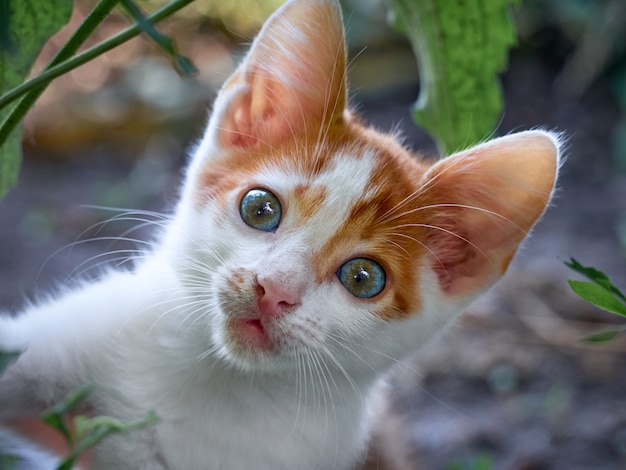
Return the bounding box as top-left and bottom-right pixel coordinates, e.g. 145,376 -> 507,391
0,0 -> 73,199
43,383 -> 96,417
55,410 -> 158,468
568,280 -> 626,317
0,350 -> 21,376
42,384 -> 96,444
565,258 -> 626,303
73,410 -> 158,454
583,326 -> 626,344
388,0 -> 519,155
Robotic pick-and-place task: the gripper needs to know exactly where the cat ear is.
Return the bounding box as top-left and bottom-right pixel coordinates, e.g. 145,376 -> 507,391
207,0 -> 347,150
422,130 -> 560,298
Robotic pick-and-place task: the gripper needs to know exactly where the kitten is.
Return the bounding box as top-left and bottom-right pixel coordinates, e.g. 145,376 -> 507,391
0,0 -> 560,468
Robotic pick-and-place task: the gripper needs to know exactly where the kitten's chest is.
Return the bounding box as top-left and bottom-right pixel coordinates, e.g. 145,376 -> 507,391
146,372 -> 368,470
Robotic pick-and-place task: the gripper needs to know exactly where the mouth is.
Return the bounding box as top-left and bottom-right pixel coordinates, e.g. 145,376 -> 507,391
228,317 -> 274,352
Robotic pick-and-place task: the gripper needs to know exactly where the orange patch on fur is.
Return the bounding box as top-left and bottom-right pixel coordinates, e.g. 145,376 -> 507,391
291,184 -> 327,224
310,121 -> 437,320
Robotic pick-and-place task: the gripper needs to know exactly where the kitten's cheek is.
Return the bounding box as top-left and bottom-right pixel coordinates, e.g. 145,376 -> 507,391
226,317 -> 274,352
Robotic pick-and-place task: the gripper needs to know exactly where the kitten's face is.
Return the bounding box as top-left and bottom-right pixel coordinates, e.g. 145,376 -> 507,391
169,0 -> 559,373
183,128 -> 441,371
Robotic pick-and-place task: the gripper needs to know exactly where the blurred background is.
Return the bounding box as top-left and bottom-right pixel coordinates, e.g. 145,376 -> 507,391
1,0 -> 626,468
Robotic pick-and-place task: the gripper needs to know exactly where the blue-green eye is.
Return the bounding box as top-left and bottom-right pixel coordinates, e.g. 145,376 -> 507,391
240,188 -> 282,232
337,258 -> 386,299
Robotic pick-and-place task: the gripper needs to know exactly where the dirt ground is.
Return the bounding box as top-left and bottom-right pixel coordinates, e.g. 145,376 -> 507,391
1,18 -> 626,470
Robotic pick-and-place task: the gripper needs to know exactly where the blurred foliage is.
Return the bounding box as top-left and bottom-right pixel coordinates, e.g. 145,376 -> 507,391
1,351 -> 156,469
446,453 -> 493,470
388,0 -> 519,155
139,0 -> 284,35
0,0 -> 195,200
0,349 -> 21,376
41,384 -> 158,470
0,0 -> 73,199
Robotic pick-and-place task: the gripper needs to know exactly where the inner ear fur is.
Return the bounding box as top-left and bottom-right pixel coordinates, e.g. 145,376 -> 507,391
422,130 -> 560,297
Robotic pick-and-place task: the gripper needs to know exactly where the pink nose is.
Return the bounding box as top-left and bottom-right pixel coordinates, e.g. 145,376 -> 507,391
256,276 -> 301,317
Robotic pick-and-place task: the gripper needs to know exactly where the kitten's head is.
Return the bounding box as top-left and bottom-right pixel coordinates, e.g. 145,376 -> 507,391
168,0 -> 560,374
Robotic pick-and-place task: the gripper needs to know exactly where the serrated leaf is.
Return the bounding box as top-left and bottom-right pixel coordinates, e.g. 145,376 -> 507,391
0,350 -> 21,376
388,0 -> 519,155
568,280 -> 626,317
0,0 -> 73,199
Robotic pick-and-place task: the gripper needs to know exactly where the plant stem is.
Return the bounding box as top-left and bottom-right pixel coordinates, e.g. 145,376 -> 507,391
0,0 -> 121,146
119,0 -> 197,75
0,0 -> 195,147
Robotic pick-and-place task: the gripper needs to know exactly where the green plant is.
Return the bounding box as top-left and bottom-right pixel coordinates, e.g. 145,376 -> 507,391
446,452 -> 494,470
0,313 -> 159,455
0,0 -> 196,199
42,384 -> 158,470
387,0 -> 519,155
565,258 -> 626,342
1,350 -> 157,470
0,349 -> 21,375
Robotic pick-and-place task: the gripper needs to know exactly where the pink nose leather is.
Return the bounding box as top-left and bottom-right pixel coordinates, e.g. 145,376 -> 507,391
256,277 -> 301,317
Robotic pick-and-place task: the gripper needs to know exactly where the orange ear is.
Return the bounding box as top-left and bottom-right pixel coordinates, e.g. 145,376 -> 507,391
422,130 -> 560,297
213,0 -> 347,150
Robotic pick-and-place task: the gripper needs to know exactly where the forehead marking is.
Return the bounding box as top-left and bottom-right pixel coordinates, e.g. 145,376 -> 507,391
294,149 -> 377,253
248,147 -> 377,253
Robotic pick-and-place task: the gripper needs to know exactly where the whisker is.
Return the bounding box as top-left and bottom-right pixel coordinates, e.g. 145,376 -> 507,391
383,203 -> 525,234
376,156 -> 471,222
392,222 -> 493,266
63,248 -> 150,284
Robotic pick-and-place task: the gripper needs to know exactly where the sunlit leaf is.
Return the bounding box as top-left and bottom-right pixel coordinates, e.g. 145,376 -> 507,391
388,0 -> 519,155
0,0 -> 73,198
